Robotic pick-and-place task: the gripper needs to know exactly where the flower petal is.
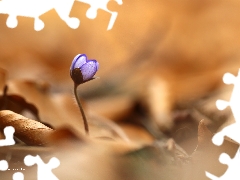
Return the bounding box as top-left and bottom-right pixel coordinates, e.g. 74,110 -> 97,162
70,54 -> 87,71
80,60 -> 99,81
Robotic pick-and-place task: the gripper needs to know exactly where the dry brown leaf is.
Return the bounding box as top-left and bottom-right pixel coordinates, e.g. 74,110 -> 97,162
197,119 -> 213,147
119,124 -> 154,145
0,86 -> 41,122
0,110 -> 54,146
193,85 -> 233,131
47,126 -> 86,145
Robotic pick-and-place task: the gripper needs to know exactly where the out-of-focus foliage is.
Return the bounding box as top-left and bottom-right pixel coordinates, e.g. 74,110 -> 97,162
0,0 -> 239,179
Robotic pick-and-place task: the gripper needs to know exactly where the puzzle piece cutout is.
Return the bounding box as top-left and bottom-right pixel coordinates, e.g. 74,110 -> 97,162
0,0 -> 123,31
206,148 -> 240,180
24,155 -> 60,180
0,159 -> 25,180
206,69 -> 240,179
0,126 -> 60,179
213,70 -> 240,145
12,172 -> 24,180
0,0 -> 79,31
0,159 -> 8,171
0,126 -> 15,146
76,0 -> 123,30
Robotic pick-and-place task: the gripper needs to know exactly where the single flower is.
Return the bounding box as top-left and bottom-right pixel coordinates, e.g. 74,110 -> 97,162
70,54 -> 99,85
70,54 -> 99,135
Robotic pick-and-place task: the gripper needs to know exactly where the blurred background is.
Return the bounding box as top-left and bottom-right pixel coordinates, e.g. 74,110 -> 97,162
0,0 -> 240,134
1,0 -> 240,179
0,0 -> 240,145
1,0 -> 240,90
0,0 -> 239,118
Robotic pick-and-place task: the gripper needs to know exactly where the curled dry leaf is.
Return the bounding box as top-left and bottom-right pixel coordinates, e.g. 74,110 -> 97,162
0,110 -> 54,146
119,123 -> 154,145
0,86 -> 41,122
197,119 -> 213,147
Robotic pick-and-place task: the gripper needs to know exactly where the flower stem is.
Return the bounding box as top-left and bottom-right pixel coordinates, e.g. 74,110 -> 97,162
74,83 -> 89,135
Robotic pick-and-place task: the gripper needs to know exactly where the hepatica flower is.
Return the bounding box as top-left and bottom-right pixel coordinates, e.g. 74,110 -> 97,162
70,54 -> 99,135
70,54 -> 99,85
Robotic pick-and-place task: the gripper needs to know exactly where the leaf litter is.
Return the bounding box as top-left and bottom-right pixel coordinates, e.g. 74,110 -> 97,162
0,65 -> 238,180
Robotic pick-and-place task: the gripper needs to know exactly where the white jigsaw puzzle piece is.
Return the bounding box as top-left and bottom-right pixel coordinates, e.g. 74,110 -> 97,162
206,148 -> 240,180
212,70 -> 240,146
24,155 -> 60,180
0,0 -> 122,30
76,0 -> 123,30
0,0 -> 80,31
12,172 -> 24,180
0,126 -> 15,146
212,122 -> 240,146
220,70 -> 240,121
0,159 -> 8,171
206,69 -> 240,179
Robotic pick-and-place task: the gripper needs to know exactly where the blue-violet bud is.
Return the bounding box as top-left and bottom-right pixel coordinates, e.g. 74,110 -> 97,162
70,54 -> 99,84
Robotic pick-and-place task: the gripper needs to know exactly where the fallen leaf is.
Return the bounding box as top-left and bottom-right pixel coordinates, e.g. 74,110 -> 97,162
0,110 -> 53,146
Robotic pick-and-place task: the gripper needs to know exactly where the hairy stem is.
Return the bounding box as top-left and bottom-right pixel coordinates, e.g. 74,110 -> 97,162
74,83 -> 89,135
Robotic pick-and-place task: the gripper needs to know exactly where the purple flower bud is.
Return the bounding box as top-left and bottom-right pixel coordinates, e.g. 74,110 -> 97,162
70,54 -> 99,84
